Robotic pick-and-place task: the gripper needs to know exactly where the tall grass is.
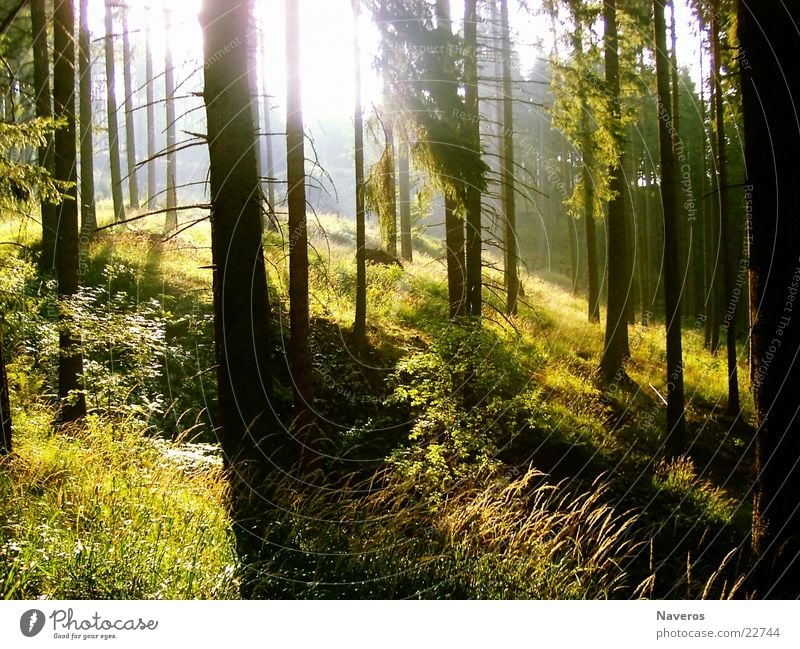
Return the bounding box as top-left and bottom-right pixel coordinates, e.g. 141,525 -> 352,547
248,469 -> 639,599
0,406 -> 238,599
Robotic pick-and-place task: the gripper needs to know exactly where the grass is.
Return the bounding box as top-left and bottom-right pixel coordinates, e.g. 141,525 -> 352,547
0,406 -> 237,599
0,207 -> 756,599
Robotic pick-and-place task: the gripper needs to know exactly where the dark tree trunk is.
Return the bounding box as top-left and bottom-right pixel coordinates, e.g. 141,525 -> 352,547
573,18 -> 601,324
435,0 -> 465,319
707,61 -> 722,354
164,8 -> 178,232
31,0 -> 57,271
78,0 -> 96,235
145,8 -> 156,210
582,121 -> 601,323
200,0 -> 277,467
353,0 -> 367,343
563,141 -> 579,298
445,195 -> 466,318
668,0 -> 686,315
599,0 -> 630,381
738,0 -> 800,599
654,0 -> 686,457
398,139 -> 412,262
104,0 -> 125,224
0,332 -> 11,454
500,0 -> 518,314
200,1 -> 284,590
121,5 -> 139,209
710,6 -> 740,416
53,0 -> 86,424
463,0 -> 482,318
285,0 -> 315,434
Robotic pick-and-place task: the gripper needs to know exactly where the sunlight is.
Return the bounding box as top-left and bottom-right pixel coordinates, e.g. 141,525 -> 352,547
90,0 -> 382,124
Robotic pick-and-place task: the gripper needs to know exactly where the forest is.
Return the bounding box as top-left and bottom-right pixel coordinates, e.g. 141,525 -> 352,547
0,0 -> 798,600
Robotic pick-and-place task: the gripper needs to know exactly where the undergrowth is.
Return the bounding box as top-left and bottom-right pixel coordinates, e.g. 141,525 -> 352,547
0,210 -> 754,599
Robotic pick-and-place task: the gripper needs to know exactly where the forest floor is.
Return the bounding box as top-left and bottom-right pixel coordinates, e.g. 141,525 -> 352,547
0,206 -> 755,599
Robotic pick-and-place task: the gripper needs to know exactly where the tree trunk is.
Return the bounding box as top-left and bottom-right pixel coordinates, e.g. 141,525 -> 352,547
53,0 -> 86,424
582,119 -> 601,323
163,8 -> 178,232
463,0 -> 481,318
200,0 -> 277,467
668,0 -> 686,315
285,0 -> 315,434
739,0 -> 800,598
31,0 -> 57,271
352,0 -> 367,343
445,195 -> 466,317
78,0 -> 96,234
710,6 -> 740,416
435,0 -> 466,319
573,18 -> 601,323
599,0 -> 630,381
500,0 -> 518,314
0,332 -> 11,454
121,5 -> 139,209
654,0 -> 686,457
145,8 -> 156,210
381,92 -> 397,257
398,139 -> 412,262
563,140 -> 579,298
104,0 -> 125,224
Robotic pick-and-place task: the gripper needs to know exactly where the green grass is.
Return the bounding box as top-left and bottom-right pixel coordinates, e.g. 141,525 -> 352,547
0,407 -> 237,599
0,208 -> 755,599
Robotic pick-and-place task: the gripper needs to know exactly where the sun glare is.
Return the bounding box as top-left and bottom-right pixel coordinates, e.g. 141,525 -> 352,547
87,0 -> 381,124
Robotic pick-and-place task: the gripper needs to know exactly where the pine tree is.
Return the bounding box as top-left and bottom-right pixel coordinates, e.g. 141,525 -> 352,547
53,0 -> 86,423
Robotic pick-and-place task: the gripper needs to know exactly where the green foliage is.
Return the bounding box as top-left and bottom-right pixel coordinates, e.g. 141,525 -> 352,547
0,119 -> 66,210
388,325 -> 531,492
370,0 -> 489,206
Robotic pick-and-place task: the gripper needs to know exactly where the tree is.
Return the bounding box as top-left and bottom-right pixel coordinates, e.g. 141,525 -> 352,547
199,0 -> 277,469
463,0 -> 482,318
738,0 -> 800,598
499,0 -> 518,315
372,0 -> 486,318
285,0 -> 315,434
435,0 -> 466,318
31,0 -> 57,271
104,0 -> 125,223
654,0 -> 686,456
163,7 -> 178,232
598,0 -> 631,381
53,0 -> 86,423
121,3 -> 139,209
353,0 -> 367,343
78,0 -> 96,234
710,2 -> 739,415
0,331 -> 10,454
145,5 -> 156,210
550,0 -> 603,323
398,139 -> 412,262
